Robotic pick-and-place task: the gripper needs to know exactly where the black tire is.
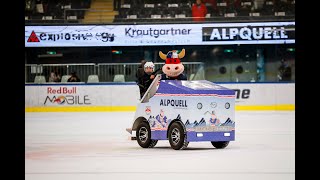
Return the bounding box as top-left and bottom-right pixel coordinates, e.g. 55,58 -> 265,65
211,141 -> 229,149
136,121 -> 158,148
149,139 -> 158,148
168,122 -> 188,150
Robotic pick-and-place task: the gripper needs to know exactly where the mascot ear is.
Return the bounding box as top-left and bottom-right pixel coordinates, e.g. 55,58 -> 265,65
159,51 -> 167,60
178,49 -> 185,59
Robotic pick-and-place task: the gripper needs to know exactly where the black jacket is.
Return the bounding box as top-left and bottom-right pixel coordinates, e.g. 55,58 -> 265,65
141,73 -> 154,90
136,67 -> 145,84
67,76 -> 81,82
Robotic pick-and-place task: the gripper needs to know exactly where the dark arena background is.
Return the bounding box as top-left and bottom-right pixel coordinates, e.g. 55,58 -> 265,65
25,0 -> 295,180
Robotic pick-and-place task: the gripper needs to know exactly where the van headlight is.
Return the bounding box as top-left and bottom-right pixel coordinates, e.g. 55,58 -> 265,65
197,103 -> 202,109
225,102 -> 230,109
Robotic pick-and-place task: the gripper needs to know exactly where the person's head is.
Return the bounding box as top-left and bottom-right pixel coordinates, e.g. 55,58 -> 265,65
71,71 -> 77,77
196,0 -> 202,5
50,72 -> 56,77
144,61 -> 155,75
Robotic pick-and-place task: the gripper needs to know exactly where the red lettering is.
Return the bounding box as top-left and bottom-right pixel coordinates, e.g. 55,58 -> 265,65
47,87 -> 52,94
63,87 -> 67,94
47,87 -> 77,95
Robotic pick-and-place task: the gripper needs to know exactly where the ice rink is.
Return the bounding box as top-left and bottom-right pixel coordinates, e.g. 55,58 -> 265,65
25,111 -> 295,180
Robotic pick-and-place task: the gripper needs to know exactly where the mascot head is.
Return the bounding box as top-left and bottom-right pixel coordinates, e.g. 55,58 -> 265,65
159,49 -> 185,78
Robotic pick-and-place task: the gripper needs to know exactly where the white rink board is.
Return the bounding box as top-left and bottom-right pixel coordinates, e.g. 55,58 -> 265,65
25,84 -> 140,107
221,83 -> 295,105
25,83 -> 294,108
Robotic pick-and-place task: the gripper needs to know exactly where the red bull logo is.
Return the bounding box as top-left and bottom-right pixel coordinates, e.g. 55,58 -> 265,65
47,87 -> 77,94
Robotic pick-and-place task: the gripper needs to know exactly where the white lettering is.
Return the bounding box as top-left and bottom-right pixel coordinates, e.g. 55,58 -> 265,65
252,28 -> 263,39
222,29 -> 229,39
229,28 -> 239,39
264,27 -> 272,39
272,27 -> 280,39
210,29 -> 221,40
239,27 -> 252,40
280,27 -> 288,38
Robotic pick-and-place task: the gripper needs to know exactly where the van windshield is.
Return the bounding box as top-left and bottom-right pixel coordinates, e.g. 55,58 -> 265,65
141,74 -> 161,103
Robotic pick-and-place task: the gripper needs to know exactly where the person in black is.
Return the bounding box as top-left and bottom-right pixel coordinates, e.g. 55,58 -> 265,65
138,61 -> 156,99
67,72 -> 81,82
136,60 -> 147,98
278,59 -> 292,81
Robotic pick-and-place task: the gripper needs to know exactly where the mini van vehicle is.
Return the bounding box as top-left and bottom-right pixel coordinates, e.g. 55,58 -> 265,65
126,74 -> 235,150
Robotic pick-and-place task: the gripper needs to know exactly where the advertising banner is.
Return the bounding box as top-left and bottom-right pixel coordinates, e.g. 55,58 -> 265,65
25,85 -> 140,107
221,83 -> 295,105
25,22 -> 295,47
25,83 -> 294,112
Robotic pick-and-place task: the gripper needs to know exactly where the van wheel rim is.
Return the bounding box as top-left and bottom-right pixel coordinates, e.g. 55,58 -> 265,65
171,128 -> 180,145
139,127 -> 148,143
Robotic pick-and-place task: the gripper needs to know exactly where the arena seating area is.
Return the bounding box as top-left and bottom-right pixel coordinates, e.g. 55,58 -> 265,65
25,0 -> 295,24
25,0 -> 92,23
114,0 -> 295,23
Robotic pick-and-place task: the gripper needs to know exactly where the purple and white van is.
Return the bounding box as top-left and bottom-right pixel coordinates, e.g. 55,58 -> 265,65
127,75 -> 235,150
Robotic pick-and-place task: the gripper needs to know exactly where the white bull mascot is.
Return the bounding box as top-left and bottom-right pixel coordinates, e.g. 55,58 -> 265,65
159,49 -> 187,80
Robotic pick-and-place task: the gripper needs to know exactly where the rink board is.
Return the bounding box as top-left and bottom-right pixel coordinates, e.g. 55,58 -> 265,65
25,82 -> 295,112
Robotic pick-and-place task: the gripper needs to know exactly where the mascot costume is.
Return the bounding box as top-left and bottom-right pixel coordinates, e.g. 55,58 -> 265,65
159,49 -> 187,80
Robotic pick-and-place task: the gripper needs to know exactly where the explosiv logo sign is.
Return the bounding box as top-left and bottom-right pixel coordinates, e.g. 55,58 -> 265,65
38,32 -> 115,42
26,29 -> 115,44
27,31 -> 40,42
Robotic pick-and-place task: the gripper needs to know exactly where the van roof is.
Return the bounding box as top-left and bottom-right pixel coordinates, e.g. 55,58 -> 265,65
156,80 -> 235,96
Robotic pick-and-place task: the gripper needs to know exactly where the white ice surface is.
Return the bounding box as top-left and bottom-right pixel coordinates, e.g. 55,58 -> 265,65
25,111 -> 295,180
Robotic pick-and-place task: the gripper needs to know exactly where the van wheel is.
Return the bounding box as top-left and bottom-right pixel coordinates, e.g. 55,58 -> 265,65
211,141 -> 229,149
136,121 -> 157,148
168,122 -> 188,150
149,139 -> 158,148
